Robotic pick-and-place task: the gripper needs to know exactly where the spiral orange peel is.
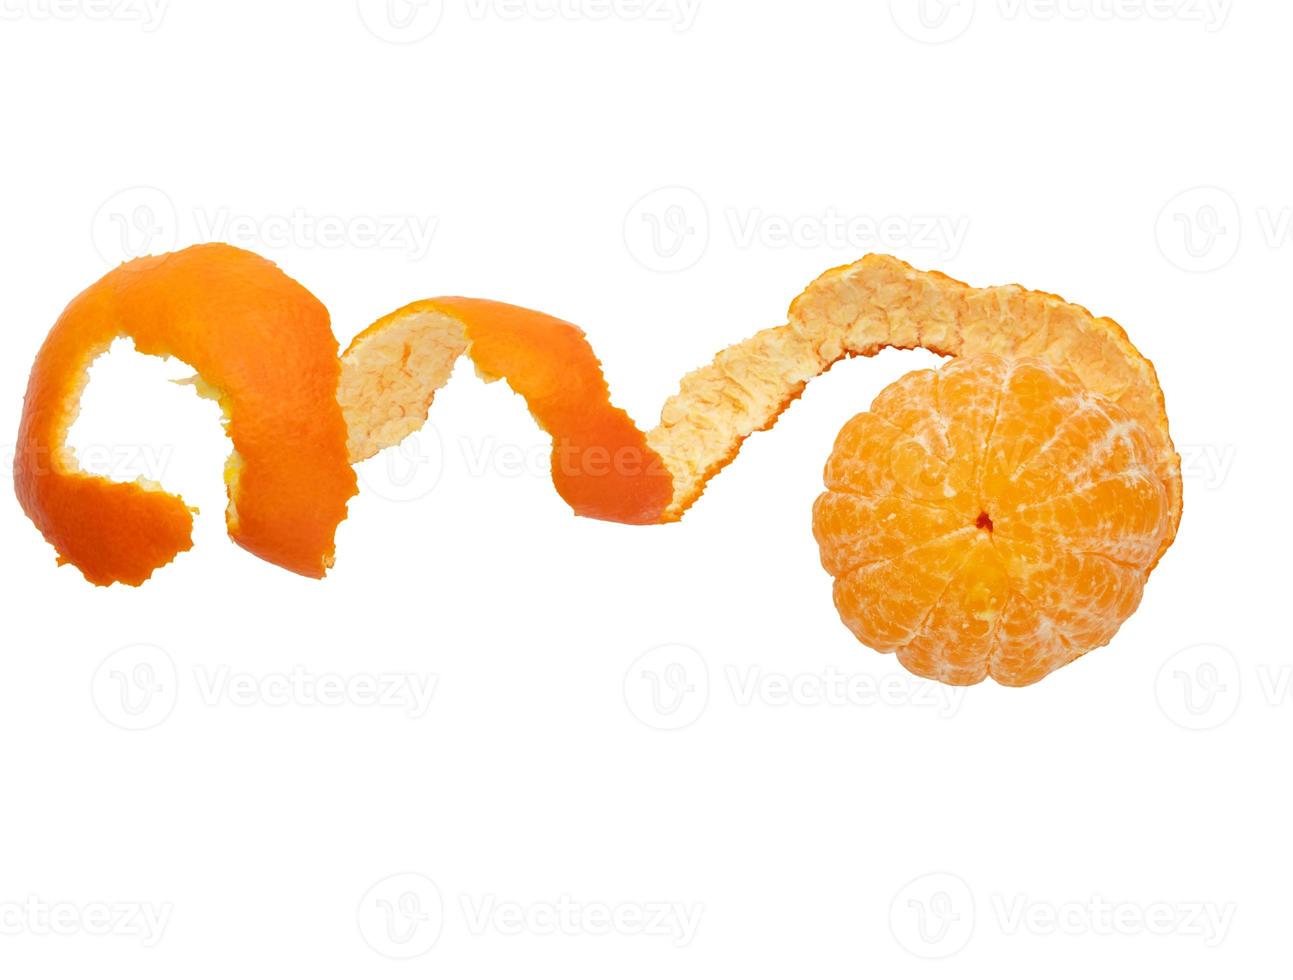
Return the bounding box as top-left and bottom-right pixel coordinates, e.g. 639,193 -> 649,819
14,244 -> 356,586
16,246 -> 1179,685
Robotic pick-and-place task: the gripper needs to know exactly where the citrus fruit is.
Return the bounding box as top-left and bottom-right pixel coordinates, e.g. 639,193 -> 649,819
813,354 -> 1174,686
14,244 -> 356,586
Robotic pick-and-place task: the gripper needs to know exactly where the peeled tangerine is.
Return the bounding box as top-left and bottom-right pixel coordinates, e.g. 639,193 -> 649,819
813,355 -> 1173,687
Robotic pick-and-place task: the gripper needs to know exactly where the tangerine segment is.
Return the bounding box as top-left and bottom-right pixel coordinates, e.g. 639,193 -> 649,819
813,355 -> 1173,687
14,244 -> 357,586
340,298 -> 673,524
650,255 -> 1180,568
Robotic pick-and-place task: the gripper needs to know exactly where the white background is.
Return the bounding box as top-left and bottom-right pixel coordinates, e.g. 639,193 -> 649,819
0,0 -> 1283,976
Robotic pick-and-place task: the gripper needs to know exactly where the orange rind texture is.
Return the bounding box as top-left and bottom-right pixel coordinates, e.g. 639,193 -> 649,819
14,244 -> 356,585
339,298 -> 673,524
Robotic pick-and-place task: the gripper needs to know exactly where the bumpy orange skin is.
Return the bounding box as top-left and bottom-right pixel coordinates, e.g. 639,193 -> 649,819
813,355 -> 1173,687
14,244 -> 357,586
344,298 -> 674,524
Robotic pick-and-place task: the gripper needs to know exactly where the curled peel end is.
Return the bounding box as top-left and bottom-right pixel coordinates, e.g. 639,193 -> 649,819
15,243 -> 357,586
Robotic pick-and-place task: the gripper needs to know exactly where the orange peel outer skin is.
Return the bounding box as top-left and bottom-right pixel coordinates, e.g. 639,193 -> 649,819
343,298 -> 674,525
15,244 -> 357,586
